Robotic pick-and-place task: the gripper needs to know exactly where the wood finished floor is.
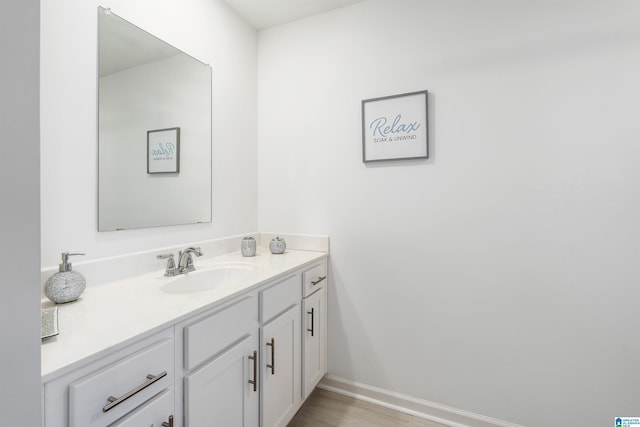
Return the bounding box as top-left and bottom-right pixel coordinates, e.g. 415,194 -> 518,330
288,388 -> 448,427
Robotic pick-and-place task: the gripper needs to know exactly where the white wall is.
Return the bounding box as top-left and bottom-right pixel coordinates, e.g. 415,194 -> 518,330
41,0 -> 258,267
257,1 -> 640,425
0,0 -> 41,424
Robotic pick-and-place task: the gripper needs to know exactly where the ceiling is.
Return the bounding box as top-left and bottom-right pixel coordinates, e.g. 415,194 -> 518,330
222,0 -> 364,30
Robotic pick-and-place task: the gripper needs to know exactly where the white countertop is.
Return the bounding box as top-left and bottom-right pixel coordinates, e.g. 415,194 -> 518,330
41,248 -> 327,382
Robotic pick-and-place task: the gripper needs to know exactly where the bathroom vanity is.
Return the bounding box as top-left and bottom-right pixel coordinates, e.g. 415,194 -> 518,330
41,245 -> 328,427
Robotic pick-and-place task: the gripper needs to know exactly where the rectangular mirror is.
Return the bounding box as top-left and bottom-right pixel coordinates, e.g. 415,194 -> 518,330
98,7 -> 212,231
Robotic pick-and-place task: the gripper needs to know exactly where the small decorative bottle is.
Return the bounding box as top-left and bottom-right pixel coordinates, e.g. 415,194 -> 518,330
269,237 -> 286,254
45,252 -> 86,304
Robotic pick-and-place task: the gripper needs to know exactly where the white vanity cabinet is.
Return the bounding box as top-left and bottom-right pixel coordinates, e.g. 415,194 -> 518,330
184,334 -> 260,426
42,251 -> 329,427
261,305 -> 300,427
177,295 -> 260,427
176,272 -> 306,427
301,261 -> 328,399
259,273 -> 302,427
43,328 -> 175,427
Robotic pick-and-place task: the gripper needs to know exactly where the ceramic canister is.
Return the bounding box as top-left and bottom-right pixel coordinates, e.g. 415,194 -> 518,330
269,237 -> 286,254
241,237 -> 257,257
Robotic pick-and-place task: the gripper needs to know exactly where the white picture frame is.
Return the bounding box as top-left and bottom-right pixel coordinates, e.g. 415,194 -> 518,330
362,90 -> 429,163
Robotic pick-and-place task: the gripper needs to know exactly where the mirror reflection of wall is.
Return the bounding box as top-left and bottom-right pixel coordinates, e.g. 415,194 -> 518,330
98,7 -> 212,231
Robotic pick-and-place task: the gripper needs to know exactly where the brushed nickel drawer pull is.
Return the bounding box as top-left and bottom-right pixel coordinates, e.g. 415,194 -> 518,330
307,308 -> 315,337
248,351 -> 258,392
266,338 -> 275,375
103,371 -> 167,412
162,415 -> 174,427
311,276 -> 326,286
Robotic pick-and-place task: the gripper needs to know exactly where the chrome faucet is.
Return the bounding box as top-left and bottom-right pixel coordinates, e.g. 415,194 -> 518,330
157,247 -> 203,277
177,247 -> 203,274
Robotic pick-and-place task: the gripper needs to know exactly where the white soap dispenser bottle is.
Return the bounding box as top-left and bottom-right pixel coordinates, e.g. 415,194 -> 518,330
45,252 -> 86,304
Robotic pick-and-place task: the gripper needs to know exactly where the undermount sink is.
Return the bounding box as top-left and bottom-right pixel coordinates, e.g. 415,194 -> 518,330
162,264 -> 259,294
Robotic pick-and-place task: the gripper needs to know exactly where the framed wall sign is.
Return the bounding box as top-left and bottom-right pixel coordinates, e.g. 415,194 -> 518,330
362,90 -> 428,163
147,127 -> 180,173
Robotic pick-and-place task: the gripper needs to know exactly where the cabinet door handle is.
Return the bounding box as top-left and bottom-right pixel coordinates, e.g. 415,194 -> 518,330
307,308 -> 315,337
266,338 -> 275,375
311,276 -> 326,286
103,371 -> 167,412
162,415 -> 174,427
248,351 -> 258,392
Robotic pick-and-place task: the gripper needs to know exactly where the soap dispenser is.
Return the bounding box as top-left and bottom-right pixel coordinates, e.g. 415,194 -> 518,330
45,252 -> 86,304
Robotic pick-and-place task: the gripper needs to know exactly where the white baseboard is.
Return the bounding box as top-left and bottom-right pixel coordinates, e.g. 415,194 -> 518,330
317,375 -> 525,427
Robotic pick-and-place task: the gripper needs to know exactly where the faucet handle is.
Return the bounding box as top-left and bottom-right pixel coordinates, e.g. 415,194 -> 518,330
157,253 -> 177,277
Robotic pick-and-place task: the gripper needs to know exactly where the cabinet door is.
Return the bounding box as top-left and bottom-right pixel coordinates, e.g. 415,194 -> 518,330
302,287 -> 327,399
261,305 -> 301,427
184,334 -> 259,427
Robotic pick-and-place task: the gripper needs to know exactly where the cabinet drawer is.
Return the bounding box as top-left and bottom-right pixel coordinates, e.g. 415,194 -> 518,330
110,388 -> 173,427
302,261 -> 327,297
260,274 -> 301,323
69,337 -> 173,427
184,296 -> 257,371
